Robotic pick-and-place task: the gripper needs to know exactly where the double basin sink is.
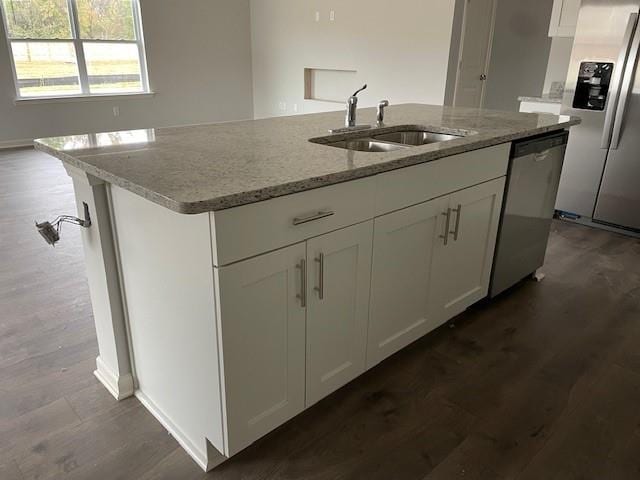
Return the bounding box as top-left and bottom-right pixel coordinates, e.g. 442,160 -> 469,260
321,129 -> 464,153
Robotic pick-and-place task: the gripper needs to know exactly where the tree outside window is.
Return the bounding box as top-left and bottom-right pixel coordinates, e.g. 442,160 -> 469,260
0,0 -> 149,98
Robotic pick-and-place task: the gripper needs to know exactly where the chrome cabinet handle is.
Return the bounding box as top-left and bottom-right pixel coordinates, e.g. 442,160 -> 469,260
450,204 -> 462,241
440,208 -> 452,246
314,253 -> 325,300
292,210 -> 335,226
296,259 -> 307,308
601,13 -> 638,149
612,16 -> 640,150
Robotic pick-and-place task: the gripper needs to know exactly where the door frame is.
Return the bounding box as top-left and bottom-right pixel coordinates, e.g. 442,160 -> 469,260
452,0 -> 498,108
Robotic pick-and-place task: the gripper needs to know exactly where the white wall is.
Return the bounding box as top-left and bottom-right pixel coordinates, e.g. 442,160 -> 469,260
483,0 -> 554,111
249,0 -> 456,119
543,36 -> 574,94
0,0 -> 254,147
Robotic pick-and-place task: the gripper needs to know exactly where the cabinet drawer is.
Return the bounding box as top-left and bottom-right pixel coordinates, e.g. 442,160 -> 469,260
375,143 -> 510,216
211,176 -> 375,265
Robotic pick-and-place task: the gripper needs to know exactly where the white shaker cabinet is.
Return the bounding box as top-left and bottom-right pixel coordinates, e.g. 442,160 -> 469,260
216,242 -> 307,455
429,178 -> 505,324
367,178 -> 505,368
549,0 -> 581,37
367,196 -> 447,368
217,221 -> 374,452
305,221 -> 373,406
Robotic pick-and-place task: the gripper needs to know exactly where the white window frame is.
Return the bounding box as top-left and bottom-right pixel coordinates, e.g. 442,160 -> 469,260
0,0 -> 150,100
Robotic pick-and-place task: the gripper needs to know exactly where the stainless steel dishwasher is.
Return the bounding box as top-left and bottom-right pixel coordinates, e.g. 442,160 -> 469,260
490,131 -> 569,297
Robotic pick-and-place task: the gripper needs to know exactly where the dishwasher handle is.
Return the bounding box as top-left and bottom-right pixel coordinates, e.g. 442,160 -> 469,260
535,150 -> 551,162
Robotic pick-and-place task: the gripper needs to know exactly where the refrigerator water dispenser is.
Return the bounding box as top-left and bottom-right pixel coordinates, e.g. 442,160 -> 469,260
572,61 -> 614,111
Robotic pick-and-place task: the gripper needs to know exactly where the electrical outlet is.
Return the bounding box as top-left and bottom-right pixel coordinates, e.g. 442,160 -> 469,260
293,103 -> 298,113
113,106 -> 120,117
315,11 -> 320,22
279,101 -> 287,111
330,10 -> 335,21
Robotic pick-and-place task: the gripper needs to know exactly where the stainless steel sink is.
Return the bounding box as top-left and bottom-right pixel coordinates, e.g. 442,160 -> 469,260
372,130 -> 462,146
325,139 -> 409,153
317,127 -> 464,153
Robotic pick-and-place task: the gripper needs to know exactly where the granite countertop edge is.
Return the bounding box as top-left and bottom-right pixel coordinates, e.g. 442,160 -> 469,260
518,95 -> 563,104
34,118 -> 580,214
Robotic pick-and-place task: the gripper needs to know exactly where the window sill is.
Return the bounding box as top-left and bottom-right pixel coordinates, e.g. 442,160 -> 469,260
14,92 -> 155,105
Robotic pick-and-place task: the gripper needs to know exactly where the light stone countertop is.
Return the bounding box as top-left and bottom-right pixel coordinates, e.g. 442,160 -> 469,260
518,95 -> 563,104
35,104 -> 580,214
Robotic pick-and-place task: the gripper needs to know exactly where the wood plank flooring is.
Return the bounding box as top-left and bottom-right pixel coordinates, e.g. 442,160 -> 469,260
1,148 -> 639,479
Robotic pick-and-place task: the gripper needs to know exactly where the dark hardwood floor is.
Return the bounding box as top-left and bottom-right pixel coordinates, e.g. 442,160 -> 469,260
1,148 -> 640,480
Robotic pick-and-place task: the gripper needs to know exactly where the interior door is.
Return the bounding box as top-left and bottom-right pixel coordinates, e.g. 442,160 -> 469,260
594,18 -> 640,230
453,0 -> 496,108
367,197 -> 446,368
217,242 -> 306,455
430,178 -> 505,324
305,221 -> 373,406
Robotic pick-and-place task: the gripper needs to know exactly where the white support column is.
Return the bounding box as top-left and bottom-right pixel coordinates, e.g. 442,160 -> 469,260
65,164 -> 134,400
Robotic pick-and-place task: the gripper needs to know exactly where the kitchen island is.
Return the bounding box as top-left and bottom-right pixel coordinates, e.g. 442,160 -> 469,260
35,104 -> 580,471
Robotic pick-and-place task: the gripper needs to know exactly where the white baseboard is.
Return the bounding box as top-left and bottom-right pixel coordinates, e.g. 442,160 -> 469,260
94,356 -> 134,400
134,390 -> 227,472
0,138 -> 33,150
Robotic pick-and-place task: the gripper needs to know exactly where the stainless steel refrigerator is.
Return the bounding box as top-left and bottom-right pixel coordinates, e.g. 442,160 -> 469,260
556,0 -> 640,233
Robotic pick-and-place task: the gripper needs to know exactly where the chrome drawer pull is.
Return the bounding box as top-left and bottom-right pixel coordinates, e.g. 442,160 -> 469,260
292,210 -> 335,226
314,253 -> 325,300
296,259 -> 307,308
440,209 -> 452,246
450,204 -> 462,241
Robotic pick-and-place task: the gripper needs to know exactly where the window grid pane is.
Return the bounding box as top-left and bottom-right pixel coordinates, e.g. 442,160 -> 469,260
75,0 -> 136,41
1,0 -> 148,98
1,0 -> 73,39
83,41 -> 142,94
11,40 -> 82,97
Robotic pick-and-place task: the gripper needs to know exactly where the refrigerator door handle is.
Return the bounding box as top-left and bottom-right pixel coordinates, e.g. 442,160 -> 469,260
611,19 -> 640,150
601,12 -> 638,149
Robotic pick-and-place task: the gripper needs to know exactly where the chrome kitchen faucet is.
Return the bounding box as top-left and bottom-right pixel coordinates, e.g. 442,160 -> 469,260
329,84 -> 373,134
346,84 -> 367,127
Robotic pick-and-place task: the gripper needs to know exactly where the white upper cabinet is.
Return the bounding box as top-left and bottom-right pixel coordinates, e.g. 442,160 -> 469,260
549,0 -> 581,37
367,196 -> 447,368
429,178 -> 505,324
216,242 -> 307,455
305,221 -> 373,406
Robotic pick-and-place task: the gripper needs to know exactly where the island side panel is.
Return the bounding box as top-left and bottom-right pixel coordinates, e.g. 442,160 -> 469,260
64,164 -> 134,400
109,185 -> 227,470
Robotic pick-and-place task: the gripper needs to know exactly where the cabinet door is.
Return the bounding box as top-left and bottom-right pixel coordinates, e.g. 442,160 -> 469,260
430,178 -> 505,324
549,0 -> 581,37
216,242 -> 306,455
305,221 -> 373,406
367,197 -> 447,368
